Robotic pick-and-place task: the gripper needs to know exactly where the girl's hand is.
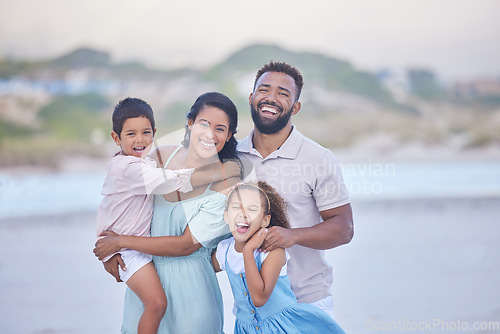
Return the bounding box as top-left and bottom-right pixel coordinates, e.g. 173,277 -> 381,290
94,231 -> 122,260
244,227 -> 268,253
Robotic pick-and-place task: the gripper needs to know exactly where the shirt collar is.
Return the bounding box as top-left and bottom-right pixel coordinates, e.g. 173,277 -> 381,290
237,126 -> 303,160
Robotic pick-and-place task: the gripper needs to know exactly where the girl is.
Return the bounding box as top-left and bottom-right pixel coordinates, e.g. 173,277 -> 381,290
213,181 -> 345,334
94,92 -> 241,334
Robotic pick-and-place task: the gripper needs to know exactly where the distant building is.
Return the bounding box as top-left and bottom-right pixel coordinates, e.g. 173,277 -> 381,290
452,78 -> 500,101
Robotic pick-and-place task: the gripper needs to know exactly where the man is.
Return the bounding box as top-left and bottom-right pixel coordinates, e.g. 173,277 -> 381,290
237,61 -> 354,318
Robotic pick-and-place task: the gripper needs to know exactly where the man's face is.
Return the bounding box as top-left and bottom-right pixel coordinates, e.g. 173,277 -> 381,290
249,71 -> 300,134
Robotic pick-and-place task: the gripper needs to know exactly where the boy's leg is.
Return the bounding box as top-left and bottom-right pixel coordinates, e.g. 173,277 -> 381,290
126,262 -> 167,334
310,295 -> 335,319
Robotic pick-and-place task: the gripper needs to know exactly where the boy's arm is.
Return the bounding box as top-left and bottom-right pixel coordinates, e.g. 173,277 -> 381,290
147,145 -> 240,191
242,228 -> 286,307
146,145 -> 192,195
151,168 -> 193,194
122,158 -> 191,195
190,161 -> 241,188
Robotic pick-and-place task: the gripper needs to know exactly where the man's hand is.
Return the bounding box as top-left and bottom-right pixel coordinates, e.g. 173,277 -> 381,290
102,254 -> 126,282
259,226 -> 296,253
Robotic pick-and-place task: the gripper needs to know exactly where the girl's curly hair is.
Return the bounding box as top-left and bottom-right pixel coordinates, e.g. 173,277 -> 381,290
227,181 -> 290,229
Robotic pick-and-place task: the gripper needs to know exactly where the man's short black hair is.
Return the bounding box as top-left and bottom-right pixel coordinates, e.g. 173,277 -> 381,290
253,61 -> 304,100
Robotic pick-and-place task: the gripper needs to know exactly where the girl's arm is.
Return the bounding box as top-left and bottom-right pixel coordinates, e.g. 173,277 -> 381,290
94,226 -> 202,260
242,228 -> 287,307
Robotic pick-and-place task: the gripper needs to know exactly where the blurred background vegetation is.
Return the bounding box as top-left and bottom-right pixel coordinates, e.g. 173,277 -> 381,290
1,44 -> 499,168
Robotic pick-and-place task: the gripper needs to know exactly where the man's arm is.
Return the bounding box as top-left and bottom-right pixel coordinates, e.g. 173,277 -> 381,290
259,203 -> 353,252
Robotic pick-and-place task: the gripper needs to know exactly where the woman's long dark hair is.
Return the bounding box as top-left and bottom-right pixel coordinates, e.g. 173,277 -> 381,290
182,92 -> 239,163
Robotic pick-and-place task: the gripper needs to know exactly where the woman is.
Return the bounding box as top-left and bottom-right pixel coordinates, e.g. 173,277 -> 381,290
95,92 -> 241,334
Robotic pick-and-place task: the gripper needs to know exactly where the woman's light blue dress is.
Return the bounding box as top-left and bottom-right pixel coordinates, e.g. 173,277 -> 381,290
222,238 -> 345,334
121,147 -> 231,334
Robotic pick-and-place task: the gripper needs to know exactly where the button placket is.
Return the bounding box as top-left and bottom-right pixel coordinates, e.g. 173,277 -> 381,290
240,273 -> 258,320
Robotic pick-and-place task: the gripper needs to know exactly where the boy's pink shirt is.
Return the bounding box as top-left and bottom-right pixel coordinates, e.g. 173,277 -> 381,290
96,154 -> 193,261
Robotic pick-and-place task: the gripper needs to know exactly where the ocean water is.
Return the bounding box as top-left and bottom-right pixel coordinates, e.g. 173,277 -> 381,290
0,160 -> 499,333
1,160 -> 499,219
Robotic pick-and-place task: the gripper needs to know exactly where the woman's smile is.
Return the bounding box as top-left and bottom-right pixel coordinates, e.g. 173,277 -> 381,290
199,138 -> 216,149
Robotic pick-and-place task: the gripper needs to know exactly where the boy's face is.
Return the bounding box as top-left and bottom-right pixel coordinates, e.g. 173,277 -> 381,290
111,116 -> 155,158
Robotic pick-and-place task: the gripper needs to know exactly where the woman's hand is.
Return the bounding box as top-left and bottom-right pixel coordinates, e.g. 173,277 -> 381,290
244,227 -> 268,253
102,253 -> 126,282
94,230 -> 122,260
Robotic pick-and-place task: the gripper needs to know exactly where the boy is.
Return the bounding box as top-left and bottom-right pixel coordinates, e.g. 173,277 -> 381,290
96,97 -> 239,333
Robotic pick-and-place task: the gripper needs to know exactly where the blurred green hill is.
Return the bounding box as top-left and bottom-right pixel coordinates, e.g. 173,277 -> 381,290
0,44 -> 499,167
207,44 -> 395,105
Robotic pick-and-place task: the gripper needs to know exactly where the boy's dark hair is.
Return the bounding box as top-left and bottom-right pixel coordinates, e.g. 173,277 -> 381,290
227,181 -> 290,229
112,97 -> 155,138
253,61 -> 304,100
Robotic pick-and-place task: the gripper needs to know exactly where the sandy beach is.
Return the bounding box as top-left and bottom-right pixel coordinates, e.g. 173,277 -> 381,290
1,194 -> 499,334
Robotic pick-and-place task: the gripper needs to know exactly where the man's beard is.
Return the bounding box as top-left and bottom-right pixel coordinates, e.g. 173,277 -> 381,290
250,103 -> 293,135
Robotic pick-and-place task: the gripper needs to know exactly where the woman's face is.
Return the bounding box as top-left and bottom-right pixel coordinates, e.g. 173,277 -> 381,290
187,106 -> 232,160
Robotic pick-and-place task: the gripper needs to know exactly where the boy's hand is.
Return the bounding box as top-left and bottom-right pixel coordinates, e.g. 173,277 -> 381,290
223,161 -> 241,178
244,227 -> 268,253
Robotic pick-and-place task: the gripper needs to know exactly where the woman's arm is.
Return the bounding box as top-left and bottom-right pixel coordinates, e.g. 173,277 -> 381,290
211,252 -> 222,273
242,228 -> 286,307
94,226 -> 202,260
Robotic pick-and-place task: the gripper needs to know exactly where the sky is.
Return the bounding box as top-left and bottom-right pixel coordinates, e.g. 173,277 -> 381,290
1,0 -> 500,82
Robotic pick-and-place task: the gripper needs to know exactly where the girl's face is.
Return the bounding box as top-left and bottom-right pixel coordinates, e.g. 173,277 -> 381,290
225,188 -> 270,243
187,106 -> 232,160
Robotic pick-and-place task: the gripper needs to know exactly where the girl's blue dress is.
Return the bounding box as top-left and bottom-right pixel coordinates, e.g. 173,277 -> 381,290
220,238 -> 345,334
